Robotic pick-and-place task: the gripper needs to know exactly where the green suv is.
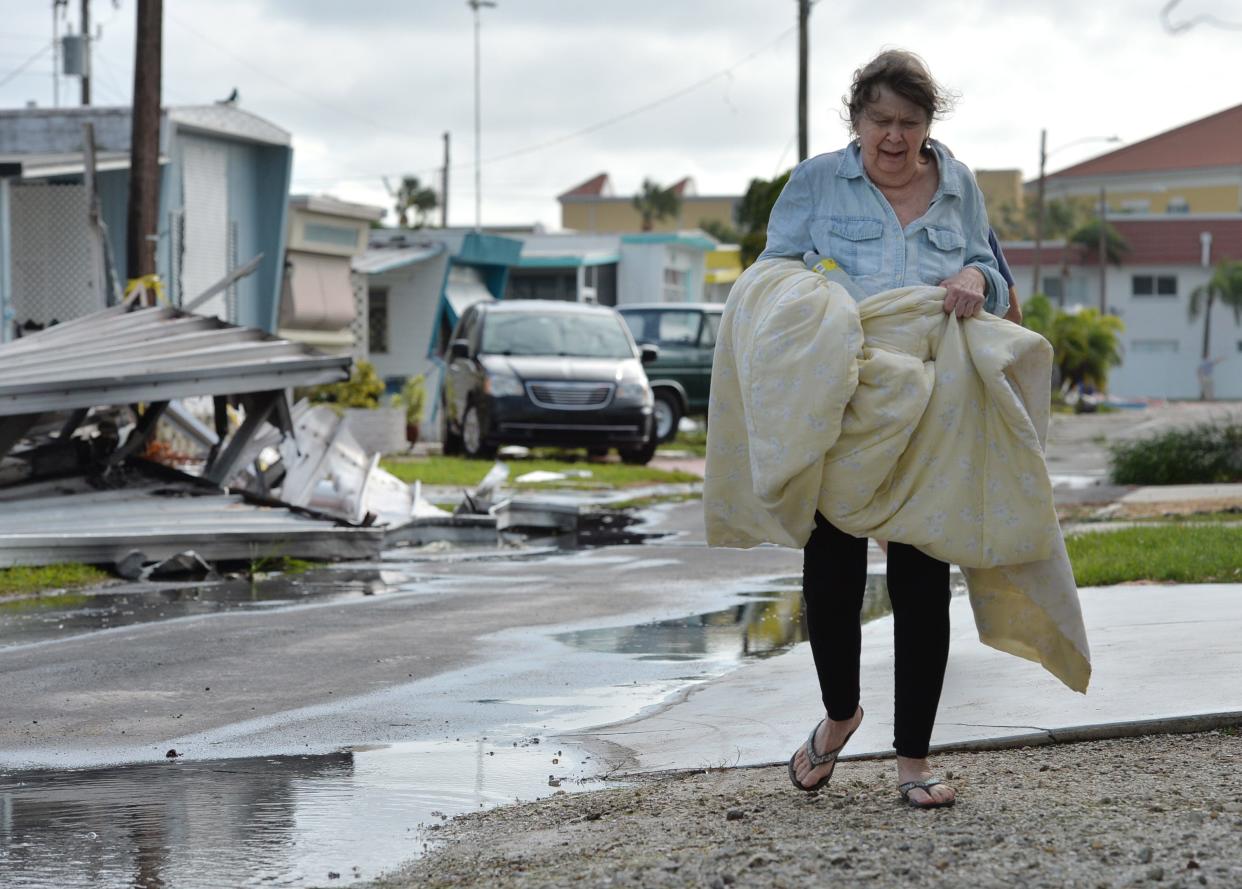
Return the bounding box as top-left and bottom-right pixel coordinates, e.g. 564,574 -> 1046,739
618,303 -> 723,442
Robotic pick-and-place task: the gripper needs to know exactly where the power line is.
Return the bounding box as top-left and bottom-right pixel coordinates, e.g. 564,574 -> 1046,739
292,22 -> 799,187
0,42 -> 52,90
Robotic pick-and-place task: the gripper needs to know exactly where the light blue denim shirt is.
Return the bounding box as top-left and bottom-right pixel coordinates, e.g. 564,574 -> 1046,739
758,141 -> 1010,316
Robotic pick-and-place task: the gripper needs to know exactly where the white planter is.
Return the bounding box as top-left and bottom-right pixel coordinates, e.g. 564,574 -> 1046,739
343,406 -> 407,455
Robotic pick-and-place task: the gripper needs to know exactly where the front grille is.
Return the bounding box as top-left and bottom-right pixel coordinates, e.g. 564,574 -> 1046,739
527,381 -> 615,410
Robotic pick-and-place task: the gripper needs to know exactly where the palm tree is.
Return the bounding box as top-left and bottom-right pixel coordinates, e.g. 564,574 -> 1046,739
1188,259 -> 1242,399
393,175 -> 438,229
1069,219 -> 1130,266
1024,295 -> 1125,394
631,179 -> 681,232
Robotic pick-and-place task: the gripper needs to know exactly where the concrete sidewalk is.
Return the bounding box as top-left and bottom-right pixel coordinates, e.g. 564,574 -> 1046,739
571,582 -> 1242,773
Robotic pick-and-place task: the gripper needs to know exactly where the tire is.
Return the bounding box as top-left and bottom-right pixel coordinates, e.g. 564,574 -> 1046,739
651,390 -> 682,443
441,398 -> 463,455
619,436 -> 658,465
461,403 -> 497,460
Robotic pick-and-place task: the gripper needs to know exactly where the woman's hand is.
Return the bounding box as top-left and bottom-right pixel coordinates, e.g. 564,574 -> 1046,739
939,267 -> 986,318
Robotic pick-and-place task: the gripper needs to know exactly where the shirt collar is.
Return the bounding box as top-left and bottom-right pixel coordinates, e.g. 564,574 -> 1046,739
838,139 -> 963,199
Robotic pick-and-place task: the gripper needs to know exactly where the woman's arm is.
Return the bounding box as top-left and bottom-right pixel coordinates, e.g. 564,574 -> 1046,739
757,162 -> 815,262
959,177 -> 1009,316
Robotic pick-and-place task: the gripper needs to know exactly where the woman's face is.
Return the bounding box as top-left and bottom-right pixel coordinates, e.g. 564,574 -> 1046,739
855,84 -> 931,186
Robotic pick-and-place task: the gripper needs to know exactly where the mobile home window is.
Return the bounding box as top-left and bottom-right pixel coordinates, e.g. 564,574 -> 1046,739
368,288 -> 389,354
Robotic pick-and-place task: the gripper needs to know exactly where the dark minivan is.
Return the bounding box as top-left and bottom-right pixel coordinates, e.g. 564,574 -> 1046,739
441,300 -> 659,462
618,303 -> 723,442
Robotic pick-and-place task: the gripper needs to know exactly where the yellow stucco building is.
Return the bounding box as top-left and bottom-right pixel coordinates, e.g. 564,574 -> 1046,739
1039,102 -> 1242,215
558,173 -> 738,235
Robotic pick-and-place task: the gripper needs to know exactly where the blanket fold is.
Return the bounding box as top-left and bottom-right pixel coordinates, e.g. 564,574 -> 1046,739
704,259 -> 1091,693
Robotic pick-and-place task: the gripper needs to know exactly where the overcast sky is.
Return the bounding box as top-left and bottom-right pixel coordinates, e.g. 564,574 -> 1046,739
3,1 -> 1240,229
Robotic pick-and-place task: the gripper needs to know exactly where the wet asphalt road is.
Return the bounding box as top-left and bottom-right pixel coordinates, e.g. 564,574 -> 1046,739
0,501 -> 804,770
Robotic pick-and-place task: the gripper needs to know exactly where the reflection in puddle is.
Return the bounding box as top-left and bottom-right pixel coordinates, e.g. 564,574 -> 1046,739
0,569 -> 399,650
0,740 -> 593,889
555,573 -> 967,663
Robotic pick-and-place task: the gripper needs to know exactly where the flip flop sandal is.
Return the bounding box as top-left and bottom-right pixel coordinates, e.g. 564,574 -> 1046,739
786,706 -> 863,792
898,777 -> 956,809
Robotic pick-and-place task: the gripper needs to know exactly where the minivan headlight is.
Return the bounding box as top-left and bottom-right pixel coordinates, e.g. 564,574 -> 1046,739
484,373 -> 525,397
615,379 -> 652,406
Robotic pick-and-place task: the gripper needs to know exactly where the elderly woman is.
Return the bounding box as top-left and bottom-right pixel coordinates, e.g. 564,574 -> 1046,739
760,50 -> 1007,808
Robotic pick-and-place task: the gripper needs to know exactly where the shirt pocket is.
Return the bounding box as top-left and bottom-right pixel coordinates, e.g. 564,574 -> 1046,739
918,225 -> 967,284
811,215 -> 885,277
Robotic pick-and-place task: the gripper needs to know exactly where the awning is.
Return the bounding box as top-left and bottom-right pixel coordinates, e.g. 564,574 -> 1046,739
0,304 -> 350,416
280,250 -> 356,331
444,264 -> 495,321
352,243 -> 446,275
0,151 -> 168,179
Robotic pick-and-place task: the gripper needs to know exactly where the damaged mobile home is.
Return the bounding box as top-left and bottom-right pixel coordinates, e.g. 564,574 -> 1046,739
0,301 -> 408,574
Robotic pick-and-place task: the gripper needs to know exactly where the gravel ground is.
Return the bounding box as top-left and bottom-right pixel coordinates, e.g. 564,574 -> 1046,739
374,730 -> 1241,889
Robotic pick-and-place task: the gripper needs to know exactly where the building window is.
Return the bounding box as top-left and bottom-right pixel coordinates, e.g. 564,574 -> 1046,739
1130,339 -> 1179,354
1119,199 -> 1150,214
1166,198 -> 1189,214
1132,275 -> 1177,297
662,267 -> 688,302
368,288 -> 389,354
304,221 -> 361,249
1041,277 -> 1063,300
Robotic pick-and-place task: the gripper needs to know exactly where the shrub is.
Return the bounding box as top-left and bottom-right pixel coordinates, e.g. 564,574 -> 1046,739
1109,421 -> 1242,485
303,360 -> 386,411
389,374 -> 426,426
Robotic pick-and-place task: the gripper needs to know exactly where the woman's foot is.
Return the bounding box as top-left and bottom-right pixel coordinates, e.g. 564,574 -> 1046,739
896,756 -> 956,807
790,706 -> 863,790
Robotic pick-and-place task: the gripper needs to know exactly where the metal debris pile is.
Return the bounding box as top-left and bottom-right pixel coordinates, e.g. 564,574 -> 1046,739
0,302 -> 578,579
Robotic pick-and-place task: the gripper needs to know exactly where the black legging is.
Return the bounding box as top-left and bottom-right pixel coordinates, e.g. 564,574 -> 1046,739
801,512 -> 951,758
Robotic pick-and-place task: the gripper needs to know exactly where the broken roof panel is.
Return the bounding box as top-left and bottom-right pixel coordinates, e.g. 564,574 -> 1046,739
0,305 -> 351,416
0,484 -> 384,568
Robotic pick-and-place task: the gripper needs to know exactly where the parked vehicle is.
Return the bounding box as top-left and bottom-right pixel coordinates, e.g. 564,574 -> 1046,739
618,303 -> 723,442
441,300 -> 659,463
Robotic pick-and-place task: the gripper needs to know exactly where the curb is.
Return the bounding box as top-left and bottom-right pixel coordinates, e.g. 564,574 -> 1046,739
606,711 -> 1242,780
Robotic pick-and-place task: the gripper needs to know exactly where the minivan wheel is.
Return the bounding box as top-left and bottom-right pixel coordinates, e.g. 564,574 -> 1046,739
462,404 -> 497,460
441,398 -> 463,455
652,390 -> 682,443
619,436 -> 658,465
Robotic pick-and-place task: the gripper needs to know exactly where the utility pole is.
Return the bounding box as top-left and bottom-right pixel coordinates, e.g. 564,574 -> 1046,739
126,0 -> 162,294
79,0 -> 91,105
468,0 -> 496,232
797,0 -> 810,162
1031,128 -> 1046,297
52,0 -> 69,107
442,131 -> 450,228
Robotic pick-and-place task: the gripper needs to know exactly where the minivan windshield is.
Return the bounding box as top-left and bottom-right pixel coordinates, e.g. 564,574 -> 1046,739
480,311 -> 635,359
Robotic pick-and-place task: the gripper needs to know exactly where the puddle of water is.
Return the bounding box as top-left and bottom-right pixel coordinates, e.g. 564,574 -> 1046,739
0,739 -> 596,889
554,572 -> 967,663
0,569 -> 400,650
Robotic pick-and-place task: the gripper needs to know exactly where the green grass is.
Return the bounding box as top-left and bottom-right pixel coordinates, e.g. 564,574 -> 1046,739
658,426 -> 708,457
1109,421 -> 1242,485
1066,525 -> 1242,586
0,563 -> 111,597
381,455 -> 699,489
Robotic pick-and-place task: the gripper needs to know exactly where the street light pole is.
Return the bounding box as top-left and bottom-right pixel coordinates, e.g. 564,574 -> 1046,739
468,0 -> 496,233
1098,186 -> 1108,314
1031,128 -> 1047,298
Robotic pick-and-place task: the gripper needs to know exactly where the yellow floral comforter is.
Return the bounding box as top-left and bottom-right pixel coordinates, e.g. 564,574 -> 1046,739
704,258 -> 1091,692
